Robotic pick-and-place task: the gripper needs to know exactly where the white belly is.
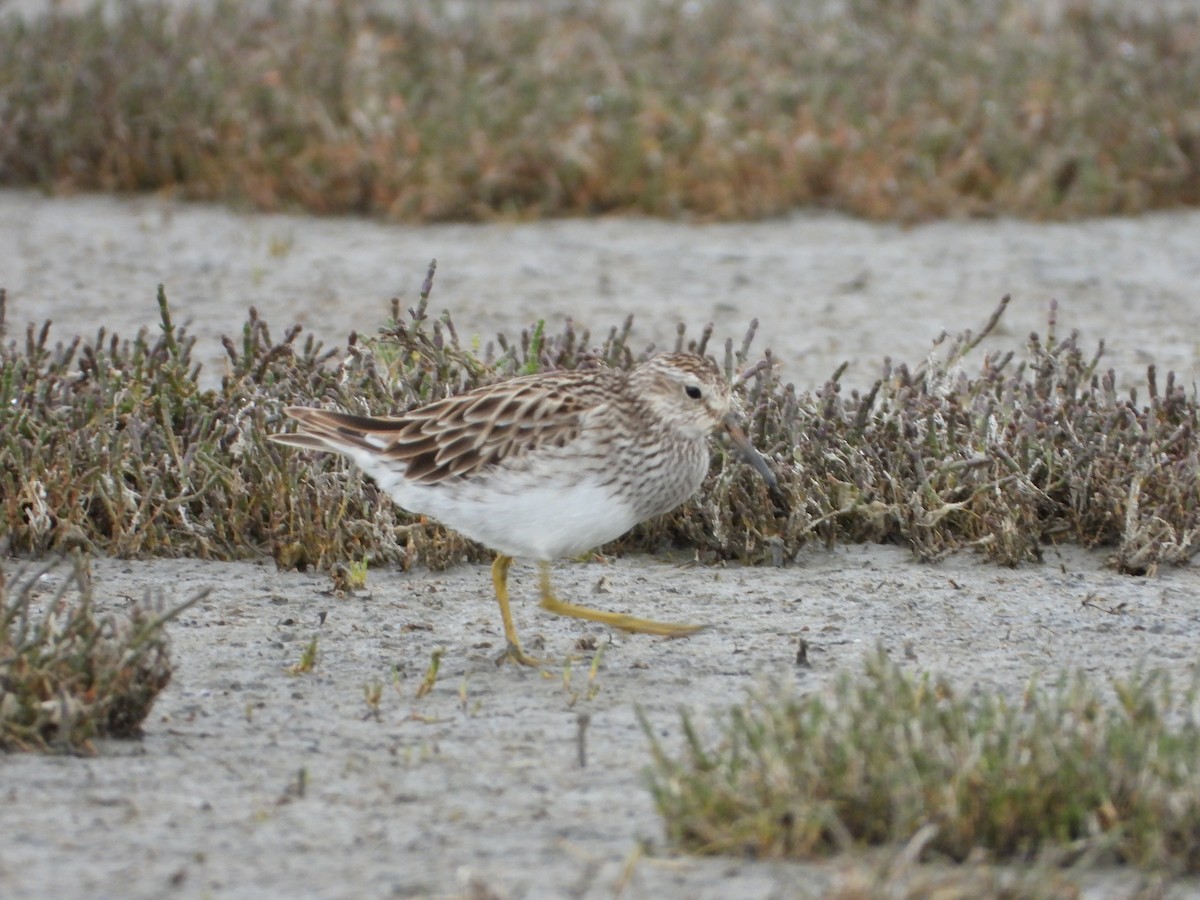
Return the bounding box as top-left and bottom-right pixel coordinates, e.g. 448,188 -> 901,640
346,448 -> 642,560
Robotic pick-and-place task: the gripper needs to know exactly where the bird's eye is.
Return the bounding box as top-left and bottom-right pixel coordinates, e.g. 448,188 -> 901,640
685,384 -> 703,400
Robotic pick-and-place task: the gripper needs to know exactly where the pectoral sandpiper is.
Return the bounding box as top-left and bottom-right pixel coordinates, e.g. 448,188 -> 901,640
271,352 -> 782,666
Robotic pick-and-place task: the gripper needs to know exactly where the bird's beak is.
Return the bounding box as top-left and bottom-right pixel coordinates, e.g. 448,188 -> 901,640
723,415 -> 790,516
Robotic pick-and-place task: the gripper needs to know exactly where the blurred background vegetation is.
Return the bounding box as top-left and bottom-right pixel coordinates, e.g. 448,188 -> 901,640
1,0 -> 1197,223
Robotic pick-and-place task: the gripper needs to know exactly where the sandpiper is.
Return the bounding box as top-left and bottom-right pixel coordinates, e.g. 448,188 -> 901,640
271,352 -> 782,665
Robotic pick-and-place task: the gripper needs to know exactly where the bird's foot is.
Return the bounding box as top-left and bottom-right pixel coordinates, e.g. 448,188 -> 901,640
494,641 -> 543,668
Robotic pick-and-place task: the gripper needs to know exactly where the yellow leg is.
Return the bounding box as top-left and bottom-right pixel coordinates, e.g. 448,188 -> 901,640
492,554 -> 541,667
537,562 -> 706,638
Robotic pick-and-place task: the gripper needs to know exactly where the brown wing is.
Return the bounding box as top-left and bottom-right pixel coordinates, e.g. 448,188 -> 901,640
274,370 -> 614,485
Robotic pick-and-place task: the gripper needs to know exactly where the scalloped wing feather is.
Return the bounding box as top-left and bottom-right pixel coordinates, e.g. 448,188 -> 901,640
275,370 -> 613,485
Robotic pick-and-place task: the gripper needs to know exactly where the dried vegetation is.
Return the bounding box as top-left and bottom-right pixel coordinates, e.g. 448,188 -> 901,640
2,269 -> 1197,576
0,556 -> 206,753
1,0 -> 1198,221
646,648 -> 1200,874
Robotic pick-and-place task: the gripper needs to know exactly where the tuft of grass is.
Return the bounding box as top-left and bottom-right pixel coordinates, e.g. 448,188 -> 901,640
643,648 -> 1200,873
0,0 -> 1197,222
331,558 -> 369,593
563,643 -> 605,708
362,677 -> 383,721
2,264 -> 1198,576
0,556 -> 206,753
414,648 -> 443,700
287,635 -> 319,675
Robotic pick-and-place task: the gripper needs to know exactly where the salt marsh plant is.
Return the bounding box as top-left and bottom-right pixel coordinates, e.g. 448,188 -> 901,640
2,278 -> 1196,577
0,0 -> 1197,222
644,649 -> 1200,873
0,556 -> 205,753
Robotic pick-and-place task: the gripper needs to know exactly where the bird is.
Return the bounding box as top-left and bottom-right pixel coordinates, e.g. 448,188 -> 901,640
270,352 -> 784,666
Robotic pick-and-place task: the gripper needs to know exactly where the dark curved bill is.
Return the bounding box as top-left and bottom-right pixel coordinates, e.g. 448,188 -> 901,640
723,415 -> 790,517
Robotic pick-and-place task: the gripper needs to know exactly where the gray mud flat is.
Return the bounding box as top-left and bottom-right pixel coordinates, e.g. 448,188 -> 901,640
3,191 -> 1200,897
4,190 -> 1199,393
2,546 -> 1198,898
